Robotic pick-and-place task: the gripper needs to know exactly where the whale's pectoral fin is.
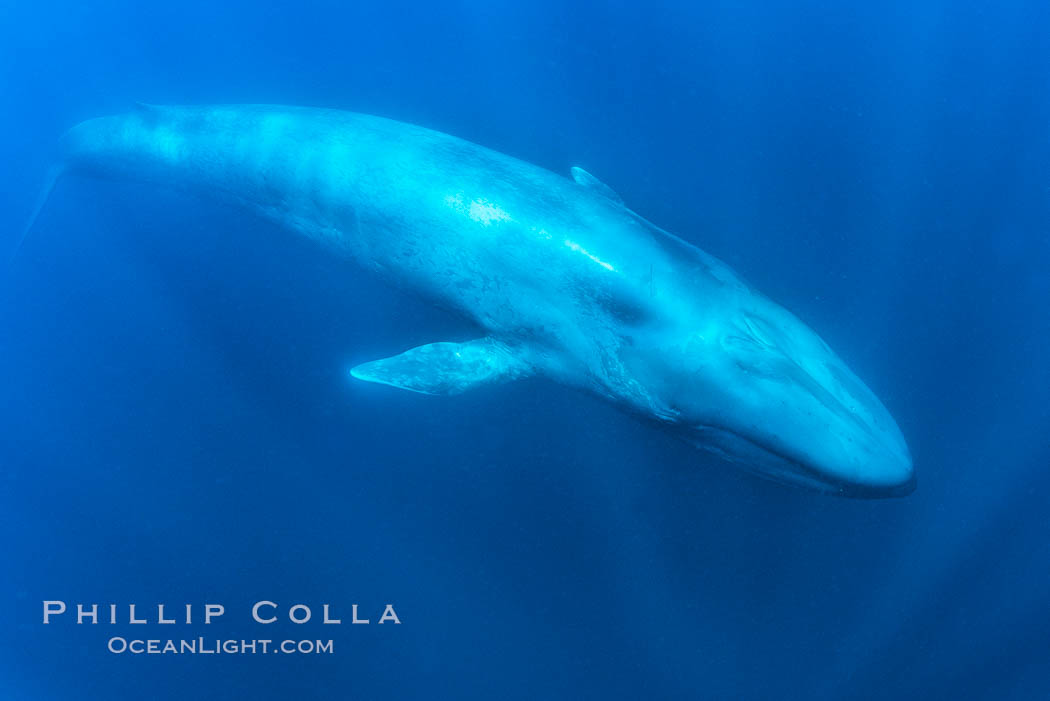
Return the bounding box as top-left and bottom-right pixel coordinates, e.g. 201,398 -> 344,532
349,337 -> 532,396
570,166 -> 624,205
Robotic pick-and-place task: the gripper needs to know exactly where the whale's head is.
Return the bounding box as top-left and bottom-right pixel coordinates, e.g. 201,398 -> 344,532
622,270 -> 913,497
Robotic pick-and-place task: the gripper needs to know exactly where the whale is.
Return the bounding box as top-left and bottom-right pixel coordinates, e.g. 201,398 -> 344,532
17,104 -> 913,497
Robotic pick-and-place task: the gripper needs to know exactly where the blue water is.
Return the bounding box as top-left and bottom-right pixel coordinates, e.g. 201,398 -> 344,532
2,1 -> 1048,698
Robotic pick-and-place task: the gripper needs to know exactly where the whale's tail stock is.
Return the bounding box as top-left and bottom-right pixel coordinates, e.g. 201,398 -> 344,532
10,162 -> 64,264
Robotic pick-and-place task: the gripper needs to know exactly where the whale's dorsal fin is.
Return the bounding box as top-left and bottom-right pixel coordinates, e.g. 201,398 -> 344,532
350,337 -> 533,396
570,166 -> 623,205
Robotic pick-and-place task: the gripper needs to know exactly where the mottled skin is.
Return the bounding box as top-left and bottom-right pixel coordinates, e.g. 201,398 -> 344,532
51,104 -> 913,496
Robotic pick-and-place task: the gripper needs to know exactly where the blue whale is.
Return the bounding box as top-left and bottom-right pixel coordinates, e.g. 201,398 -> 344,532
20,104 -> 913,497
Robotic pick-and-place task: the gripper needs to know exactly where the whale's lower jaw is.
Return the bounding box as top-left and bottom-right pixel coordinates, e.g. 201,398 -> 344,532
691,427 -> 916,499
742,459 -> 917,499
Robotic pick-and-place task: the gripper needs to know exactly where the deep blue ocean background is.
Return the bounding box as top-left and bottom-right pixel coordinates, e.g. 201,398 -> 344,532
2,1 -> 1049,698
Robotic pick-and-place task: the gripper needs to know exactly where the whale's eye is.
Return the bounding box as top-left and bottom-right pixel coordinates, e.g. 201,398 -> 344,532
721,314 -> 777,357
721,325 -> 787,379
721,334 -> 766,356
742,315 -> 778,349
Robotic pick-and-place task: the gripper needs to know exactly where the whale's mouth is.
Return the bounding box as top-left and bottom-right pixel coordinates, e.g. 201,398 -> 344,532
690,425 -> 915,499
